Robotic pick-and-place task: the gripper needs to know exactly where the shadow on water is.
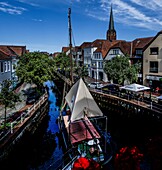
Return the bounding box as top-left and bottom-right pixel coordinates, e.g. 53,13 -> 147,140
1,81 -> 64,170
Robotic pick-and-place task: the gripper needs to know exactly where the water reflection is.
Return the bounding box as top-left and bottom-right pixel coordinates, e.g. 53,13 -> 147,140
1,82 -> 63,170
36,83 -> 63,170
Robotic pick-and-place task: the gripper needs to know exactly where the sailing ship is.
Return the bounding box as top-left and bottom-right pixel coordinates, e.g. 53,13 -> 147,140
57,7 -> 112,169
58,78 -> 112,169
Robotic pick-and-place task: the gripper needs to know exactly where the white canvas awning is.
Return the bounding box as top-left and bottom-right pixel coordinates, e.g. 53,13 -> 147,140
157,95 -> 162,100
65,78 -> 103,122
120,83 -> 150,92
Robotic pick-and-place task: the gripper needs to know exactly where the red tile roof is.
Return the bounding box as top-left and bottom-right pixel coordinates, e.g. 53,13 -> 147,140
143,31 -> 162,52
91,39 -> 106,47
0,50 -> 12,60
0,45 -> 27,57
80,42 -> 92,49
62,47 -> 70,53
111,41 -> 131,55
0,46 -> 16,56
53,52 -> 61,57
9,46 -> 26,56
92,39 -> 130,58
132,37 -> 153,54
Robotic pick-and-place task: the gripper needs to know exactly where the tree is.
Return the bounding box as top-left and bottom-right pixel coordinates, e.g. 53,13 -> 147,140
16,52 -> 55,91
104,55 -> 140,85
74,65 -> 88,81
54,53 -> 71,72
0,80 -> 20,129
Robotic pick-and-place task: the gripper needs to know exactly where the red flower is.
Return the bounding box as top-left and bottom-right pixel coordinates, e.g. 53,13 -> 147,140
114,146 -> 143,170
72,157 -> 101,170
73,157 -> 90,169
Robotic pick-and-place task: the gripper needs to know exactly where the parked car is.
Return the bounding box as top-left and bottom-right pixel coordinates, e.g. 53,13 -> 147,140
102,84 -> 120,92
26,93 -> 40,104
88,82 -> 104,89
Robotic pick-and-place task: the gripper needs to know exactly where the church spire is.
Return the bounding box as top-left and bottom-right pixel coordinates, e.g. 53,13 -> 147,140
107,4 -> 116,41
109,4 -> 114,30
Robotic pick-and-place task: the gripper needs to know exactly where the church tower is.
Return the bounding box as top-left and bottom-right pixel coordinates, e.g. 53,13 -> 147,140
106,5 -> 116,41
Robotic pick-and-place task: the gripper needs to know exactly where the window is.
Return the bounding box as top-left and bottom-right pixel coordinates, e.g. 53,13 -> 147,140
1,62 -> 4,72
113,49 -> 119,55
150,47 -> 158,55
4,62 -> 7,72
150,61 -> 158,73
135,49 -> 142,55
8,61 -> 10,71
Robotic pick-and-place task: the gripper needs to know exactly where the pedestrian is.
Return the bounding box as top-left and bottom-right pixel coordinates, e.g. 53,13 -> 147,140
155,87 -> 159,93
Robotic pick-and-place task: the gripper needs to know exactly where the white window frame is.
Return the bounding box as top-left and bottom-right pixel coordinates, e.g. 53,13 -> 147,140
8,61 -> 10,71
4,62 -> 7,72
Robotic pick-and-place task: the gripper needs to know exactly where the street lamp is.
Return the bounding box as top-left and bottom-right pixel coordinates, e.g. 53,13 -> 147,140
149,80 -> 152,101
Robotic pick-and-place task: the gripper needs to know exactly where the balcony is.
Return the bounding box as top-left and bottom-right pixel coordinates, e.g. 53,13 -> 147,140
149,67 -> 158,73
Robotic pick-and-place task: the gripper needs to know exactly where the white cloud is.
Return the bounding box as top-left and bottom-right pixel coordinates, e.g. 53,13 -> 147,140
32,19 -> 43,22
0,2 -> 26,15
17,0 -> 39,7
131,0 -> 162,10
84,0 -> 162,31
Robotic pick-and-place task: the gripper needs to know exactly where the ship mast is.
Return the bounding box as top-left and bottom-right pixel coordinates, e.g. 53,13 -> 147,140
68,7 -> 73,85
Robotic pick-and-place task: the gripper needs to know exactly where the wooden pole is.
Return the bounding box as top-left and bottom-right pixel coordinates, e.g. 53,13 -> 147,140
68,8 -> 73,85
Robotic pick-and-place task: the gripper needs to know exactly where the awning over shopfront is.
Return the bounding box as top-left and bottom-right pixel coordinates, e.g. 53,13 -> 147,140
146,75 -> 162,81
120,83 -> 150,92
157,95 -> 162,100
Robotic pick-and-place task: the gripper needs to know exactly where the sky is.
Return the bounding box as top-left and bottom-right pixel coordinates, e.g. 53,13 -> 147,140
0,0 -> 162,53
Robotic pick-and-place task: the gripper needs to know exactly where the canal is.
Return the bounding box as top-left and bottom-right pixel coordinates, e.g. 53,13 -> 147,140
1,81 -> 162,170
1,82 -> 64,170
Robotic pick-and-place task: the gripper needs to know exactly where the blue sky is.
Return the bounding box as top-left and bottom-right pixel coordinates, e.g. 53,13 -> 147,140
0,0 -> 162,53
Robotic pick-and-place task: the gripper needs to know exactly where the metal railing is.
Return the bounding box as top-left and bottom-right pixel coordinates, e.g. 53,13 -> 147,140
0,92 -> 48,142
91,88 -> 162,113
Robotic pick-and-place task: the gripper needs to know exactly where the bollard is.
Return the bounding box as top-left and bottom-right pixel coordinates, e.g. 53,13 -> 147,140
11,122 -> 13,134
21,113 -> 23,123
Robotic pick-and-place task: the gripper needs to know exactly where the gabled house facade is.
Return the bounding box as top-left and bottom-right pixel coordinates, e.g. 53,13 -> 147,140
104,40 -> 131,82
0,51 -> 12,91
72,46 -> 83,66
90,40 -> 106,81
0,45 -> 27,89
62,46 -> 83,67
81,42 -> 93,76
0,51 -> 12,84
130,37 -> 153,83
143,31 -> 162,90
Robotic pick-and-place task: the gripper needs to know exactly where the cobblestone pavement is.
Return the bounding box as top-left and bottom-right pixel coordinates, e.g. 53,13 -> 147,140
0,83 -> 31,121
0,92 -> 26,120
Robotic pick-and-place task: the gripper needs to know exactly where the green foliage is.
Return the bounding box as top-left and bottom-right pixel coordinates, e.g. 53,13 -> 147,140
74,65 -> 88,78
0,80 -> 20,129
0,80 -> 20,108
16,52 -> 55,89
104,55 -> 139,85
54,52 -> 71,71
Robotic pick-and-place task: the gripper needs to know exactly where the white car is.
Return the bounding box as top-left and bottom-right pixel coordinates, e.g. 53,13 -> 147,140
88,82 -> 104,89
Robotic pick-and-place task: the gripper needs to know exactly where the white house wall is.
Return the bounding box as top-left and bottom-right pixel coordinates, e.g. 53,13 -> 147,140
83,47 -> 97,77
104,48 -> 124,60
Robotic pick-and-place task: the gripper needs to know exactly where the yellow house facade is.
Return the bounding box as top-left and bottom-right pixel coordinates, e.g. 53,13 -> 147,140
143,31 -> 162,91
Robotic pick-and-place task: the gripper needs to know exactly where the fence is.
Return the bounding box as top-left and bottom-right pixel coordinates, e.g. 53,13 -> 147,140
0,92 -> 48,142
